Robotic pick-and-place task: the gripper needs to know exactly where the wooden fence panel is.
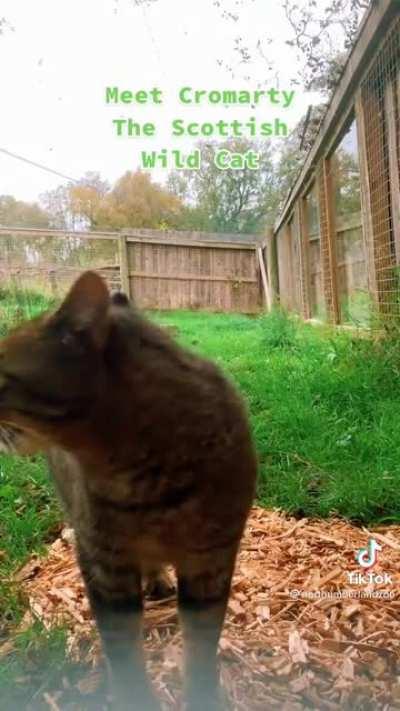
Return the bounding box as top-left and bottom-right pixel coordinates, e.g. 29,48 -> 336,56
0,228 -> 263,314
126,240 -> 261,312
276,224 -> 295,311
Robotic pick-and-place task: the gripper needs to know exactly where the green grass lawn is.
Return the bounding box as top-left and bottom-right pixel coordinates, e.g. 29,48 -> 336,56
2,287 -> 400,703
157,309 -> 400,524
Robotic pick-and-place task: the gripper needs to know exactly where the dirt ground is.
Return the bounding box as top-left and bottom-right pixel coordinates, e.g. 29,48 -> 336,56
3,507 -> 400,710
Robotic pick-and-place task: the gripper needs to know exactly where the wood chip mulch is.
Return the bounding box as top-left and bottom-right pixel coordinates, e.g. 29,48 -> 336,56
3,507 -> 400,710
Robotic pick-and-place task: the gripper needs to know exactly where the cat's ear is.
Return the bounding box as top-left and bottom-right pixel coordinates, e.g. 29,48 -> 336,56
54,271 -> 110,349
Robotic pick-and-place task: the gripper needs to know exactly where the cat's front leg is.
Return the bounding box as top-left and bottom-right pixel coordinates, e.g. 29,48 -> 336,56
77,548 -> 159,711
177,546 -> 237,711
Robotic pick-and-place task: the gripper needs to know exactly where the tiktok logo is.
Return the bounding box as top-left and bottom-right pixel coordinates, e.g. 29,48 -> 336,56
355,538 -> 382,568
348,538 -> 391,584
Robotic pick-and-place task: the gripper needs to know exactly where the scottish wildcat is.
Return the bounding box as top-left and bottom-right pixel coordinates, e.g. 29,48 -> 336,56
0,272 -> 257,710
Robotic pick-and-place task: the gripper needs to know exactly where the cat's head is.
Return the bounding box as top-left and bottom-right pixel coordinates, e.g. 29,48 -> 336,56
0,271 -> 127,454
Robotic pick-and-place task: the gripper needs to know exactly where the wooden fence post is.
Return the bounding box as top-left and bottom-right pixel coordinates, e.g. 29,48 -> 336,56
317,158 -> 340,324
298,199 -> 312,319
257,246 -> 271,311
118,235 -> 131,297
266,228 -> 279,308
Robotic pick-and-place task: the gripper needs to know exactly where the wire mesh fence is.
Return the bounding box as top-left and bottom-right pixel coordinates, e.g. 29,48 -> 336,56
360,14 -> 400,321
0,231 -> 120,298
274,4 -> 400,329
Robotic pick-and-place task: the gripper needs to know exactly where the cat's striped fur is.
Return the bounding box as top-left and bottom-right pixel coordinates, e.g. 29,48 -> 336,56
0,273 -> 257,710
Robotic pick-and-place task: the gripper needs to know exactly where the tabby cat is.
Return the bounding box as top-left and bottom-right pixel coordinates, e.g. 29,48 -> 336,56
0,272 -> 257,710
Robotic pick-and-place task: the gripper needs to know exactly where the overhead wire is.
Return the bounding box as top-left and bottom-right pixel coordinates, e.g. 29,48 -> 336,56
0,147 -> 79,183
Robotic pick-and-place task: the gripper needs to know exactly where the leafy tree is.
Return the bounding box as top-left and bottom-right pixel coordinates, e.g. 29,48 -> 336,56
273,136 -> 305,214
173,205 -> 212,233
0,17 -> 13,35
41,170 -> 183,232
0,195 -> 50,228
40,185 -> 72,229
168,138 -> 277,234
213,0 -> 370,95
282,0 -> 370,93
97,170 -> 183,230
68,172 -> 110,229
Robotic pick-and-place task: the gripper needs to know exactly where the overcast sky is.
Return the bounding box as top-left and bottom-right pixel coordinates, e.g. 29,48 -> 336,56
0,0 -> 325,203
